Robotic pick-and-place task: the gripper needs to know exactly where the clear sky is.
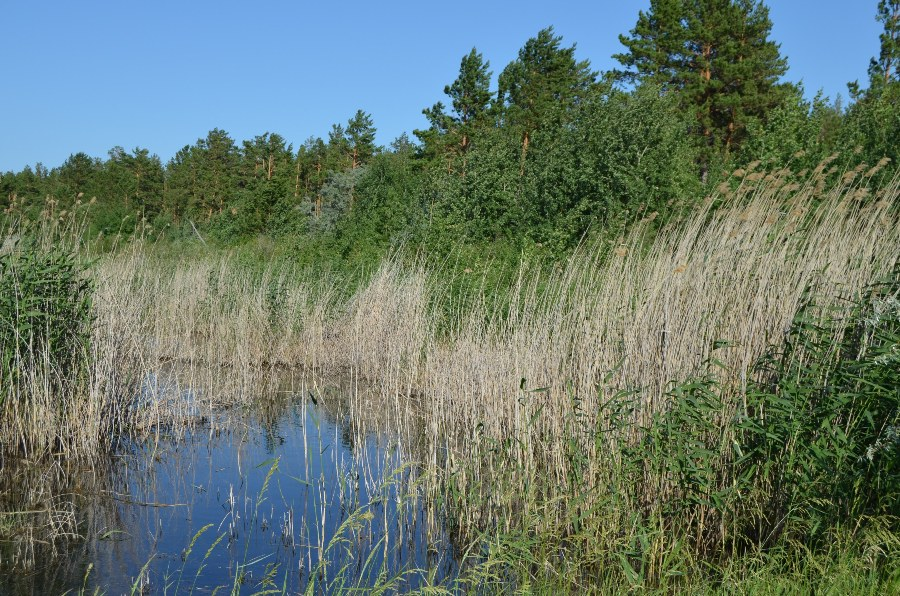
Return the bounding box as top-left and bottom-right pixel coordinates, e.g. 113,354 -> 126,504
0,1 -> 884,173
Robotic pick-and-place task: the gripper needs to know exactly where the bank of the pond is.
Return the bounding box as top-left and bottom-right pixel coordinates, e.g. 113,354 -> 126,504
0,172 -> 897,593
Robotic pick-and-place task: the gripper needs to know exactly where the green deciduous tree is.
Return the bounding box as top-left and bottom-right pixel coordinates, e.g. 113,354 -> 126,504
333,146 -> 425,260
741,88 -> 843,172
441,125 -> 521,240
526,84 -> 699,248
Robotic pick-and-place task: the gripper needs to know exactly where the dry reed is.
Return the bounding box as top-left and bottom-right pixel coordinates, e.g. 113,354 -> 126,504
2,170 -> 896,576
77,173 -> 899,538
336,173 -> 900,541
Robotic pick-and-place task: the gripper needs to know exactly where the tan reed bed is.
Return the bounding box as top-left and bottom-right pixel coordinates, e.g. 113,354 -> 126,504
86,244 -> 433,412
3,168 -> 896,584
84,246 -> 341,425
78,170 -> 898,548
328,170 -> 900,551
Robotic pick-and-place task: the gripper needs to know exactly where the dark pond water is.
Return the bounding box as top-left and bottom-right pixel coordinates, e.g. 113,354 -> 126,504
0,387 -> 458,594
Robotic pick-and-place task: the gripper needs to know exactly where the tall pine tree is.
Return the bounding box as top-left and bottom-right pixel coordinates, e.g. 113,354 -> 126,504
850,0 -> 899,99
615,0 -> 790,171
196,129 -> 239,219
498,27 -> 596,169
345,110 -> 377,169
415,48 -> 493,173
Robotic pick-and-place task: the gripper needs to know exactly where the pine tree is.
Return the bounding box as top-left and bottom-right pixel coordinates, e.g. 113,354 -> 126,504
873,0 -> 900,88
327,124 -> 351,170
345,110 -> 377,169
57,152 -> 101,200
498,27 -> 596,168
323,111 -> 379,211
237,133 -> 295,233
297,136 -> 328,218
241,133 -> 293,183
415,48 -> 493,171
102,147 -> 164,217
443,48 -> 492,154
850,1 -> 899,99
129,148 -> 165,217
616,0 -> 790,168
164,145 -> 199,222
196,129 -> 239,218
613,0 -> 686,90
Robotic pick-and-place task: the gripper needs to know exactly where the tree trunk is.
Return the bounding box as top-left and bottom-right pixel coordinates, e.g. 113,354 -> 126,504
702,43 -> 712,82
519,131 -> 530,176
725,118 -> 735,155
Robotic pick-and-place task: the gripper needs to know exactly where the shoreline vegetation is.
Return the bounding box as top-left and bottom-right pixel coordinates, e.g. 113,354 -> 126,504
2,168 -> 898,592
2,0 -> 899,590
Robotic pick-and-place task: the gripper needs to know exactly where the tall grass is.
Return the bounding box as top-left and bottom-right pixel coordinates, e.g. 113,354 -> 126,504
84,170 -> 899,541
0,211 -> 116,460
1,167 -> 897,589
333,170 -> 900,587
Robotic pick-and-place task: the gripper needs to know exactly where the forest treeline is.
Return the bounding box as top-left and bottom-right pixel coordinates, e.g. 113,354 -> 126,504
3,0 -> 898,266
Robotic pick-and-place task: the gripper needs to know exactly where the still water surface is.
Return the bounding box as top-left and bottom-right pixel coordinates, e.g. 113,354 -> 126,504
0,388 -> 456,594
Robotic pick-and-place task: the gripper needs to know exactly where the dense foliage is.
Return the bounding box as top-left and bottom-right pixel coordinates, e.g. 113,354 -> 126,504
738,267 -> 900,548
1,2 -> 897,271
0,238 -> 93,405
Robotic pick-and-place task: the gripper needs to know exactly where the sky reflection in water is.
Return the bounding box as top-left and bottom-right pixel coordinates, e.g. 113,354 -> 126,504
2,393 -> 456,594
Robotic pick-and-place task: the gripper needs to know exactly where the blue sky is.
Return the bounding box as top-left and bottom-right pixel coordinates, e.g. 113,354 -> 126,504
0,1 -> 884,173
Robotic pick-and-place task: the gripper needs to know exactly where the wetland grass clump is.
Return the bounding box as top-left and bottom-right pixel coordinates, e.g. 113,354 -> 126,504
0,210 -> 152,461
0,233 -> 100,458
0,238 -> 92,403
326,171 -> 900,590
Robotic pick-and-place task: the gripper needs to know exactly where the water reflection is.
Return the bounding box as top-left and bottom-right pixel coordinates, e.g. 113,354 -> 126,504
0,382 -> 457,594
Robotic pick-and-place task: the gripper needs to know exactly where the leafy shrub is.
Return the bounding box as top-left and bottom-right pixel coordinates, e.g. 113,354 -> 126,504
737,266 -> 900,547
0,239 -> 93,403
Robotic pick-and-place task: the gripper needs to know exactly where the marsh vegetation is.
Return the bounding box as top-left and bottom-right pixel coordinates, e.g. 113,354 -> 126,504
1,167 -> 898,593
2,1 -> 899,591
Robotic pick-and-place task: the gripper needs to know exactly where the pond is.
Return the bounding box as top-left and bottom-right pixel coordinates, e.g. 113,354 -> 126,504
0,380 -> 459,594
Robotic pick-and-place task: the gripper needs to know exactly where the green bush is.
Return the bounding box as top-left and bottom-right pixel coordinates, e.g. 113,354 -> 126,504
737,267 -> 900,548
625,268 -> 900,557
0,239 -> 93,403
